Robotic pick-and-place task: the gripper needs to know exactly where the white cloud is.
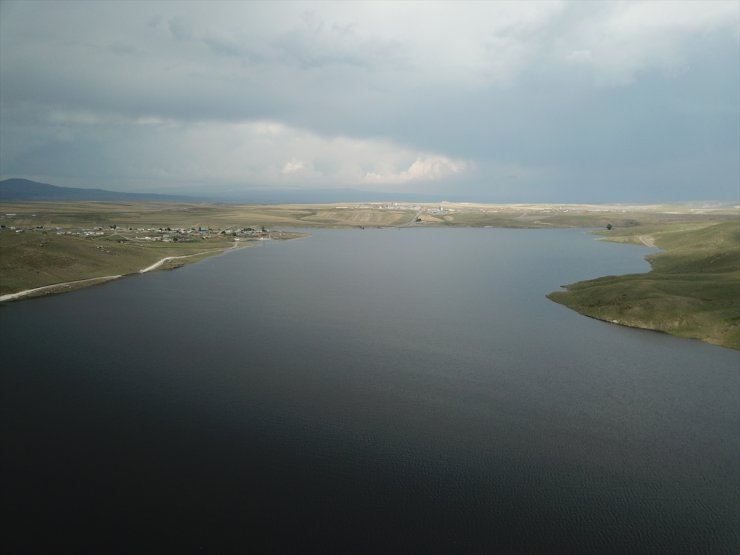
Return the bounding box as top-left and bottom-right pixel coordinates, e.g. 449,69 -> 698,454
553,1 -> 740,86
15,117 -> 472,189
185,121 -> 471,188
281,159 -> 308,175
365,156 -> 469,185
47,110 -> 173,126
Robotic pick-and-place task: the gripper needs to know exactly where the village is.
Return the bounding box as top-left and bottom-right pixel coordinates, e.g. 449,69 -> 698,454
0,213 -> 285,244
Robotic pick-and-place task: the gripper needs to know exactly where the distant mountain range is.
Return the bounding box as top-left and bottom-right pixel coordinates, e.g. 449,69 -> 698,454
0,178 -> 201,202
0,178 -> 451,204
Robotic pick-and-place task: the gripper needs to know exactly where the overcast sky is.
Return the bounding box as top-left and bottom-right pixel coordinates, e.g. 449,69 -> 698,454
1,1 -> 738,202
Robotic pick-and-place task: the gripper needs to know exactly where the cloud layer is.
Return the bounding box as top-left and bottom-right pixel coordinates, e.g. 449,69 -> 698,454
1,1 -> 738,201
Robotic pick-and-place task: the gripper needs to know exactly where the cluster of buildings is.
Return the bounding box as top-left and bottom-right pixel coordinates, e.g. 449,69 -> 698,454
129,226 -> 272,243
1,214 -> 272,243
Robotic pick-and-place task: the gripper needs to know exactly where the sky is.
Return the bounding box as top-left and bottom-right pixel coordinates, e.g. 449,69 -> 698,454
1,1 -> 738,202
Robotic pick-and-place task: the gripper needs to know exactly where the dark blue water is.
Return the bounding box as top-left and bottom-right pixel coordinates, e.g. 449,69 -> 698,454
2,228 -> 738,554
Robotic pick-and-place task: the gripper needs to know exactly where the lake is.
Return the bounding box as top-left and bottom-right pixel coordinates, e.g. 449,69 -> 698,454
2,228 -> 738,554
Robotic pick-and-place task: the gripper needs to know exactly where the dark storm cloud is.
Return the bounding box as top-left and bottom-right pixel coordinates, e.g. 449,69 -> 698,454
1,1 -> 738,201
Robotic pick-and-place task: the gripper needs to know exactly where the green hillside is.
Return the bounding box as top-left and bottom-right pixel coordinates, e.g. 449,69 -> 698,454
549,221 -> 740,350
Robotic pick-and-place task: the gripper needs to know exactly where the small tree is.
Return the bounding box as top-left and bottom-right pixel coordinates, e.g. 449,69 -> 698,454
606,223 -> 613,230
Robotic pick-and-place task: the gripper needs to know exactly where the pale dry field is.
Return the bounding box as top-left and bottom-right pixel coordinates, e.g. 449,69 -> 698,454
3,200 -> 735,230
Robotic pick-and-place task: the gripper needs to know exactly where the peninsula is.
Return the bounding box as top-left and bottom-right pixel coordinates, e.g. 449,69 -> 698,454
549,220 -> 740,350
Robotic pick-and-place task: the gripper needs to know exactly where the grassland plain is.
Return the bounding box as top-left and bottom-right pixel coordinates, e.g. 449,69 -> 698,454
2,201 -> 739,349
548,220 -> 740,350
0,231 -> 238,296
0,201 -> 316,299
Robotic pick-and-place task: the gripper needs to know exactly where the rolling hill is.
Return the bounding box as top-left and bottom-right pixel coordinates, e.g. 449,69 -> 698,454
0,178 -> 198,202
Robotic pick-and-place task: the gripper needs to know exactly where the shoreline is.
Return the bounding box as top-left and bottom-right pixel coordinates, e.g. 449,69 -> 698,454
0,245 -> 241,303
548,222 -> 740,350
138,249 -> 224,273
0,234 -> 308,303
0,274 -> 124,302
1,200 -> 736,349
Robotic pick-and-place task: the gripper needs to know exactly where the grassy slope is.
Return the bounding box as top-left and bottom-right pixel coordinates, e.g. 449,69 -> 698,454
548,221 -> 740,350
0,232 -> 236,295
